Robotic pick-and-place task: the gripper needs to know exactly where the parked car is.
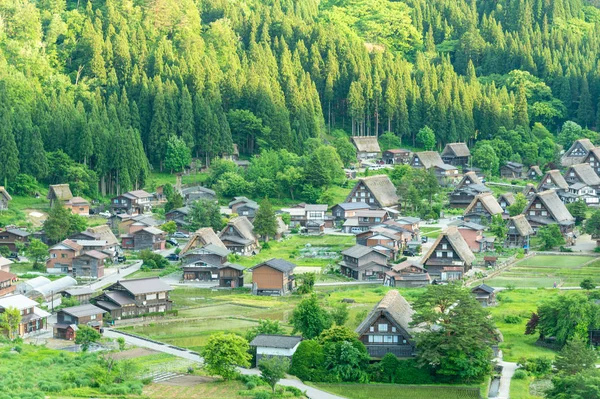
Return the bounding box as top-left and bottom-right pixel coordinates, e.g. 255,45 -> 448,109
421,236 -> 428,243
117,255 -> 126,263
350,227 -> 363,234
402,249 -> 416,257
98,211 -> 111,218
165,253 -> 179,261
172,232 -> 189,239
166,238 -> 179,247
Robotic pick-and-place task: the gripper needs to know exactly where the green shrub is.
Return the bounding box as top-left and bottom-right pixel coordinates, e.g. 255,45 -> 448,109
504,315 -> 521,324
513,369 -> 527,379
517,357 -> 552,376
246,381 -> 257,390
254,392 -> 271,399
285,386 -> 303,396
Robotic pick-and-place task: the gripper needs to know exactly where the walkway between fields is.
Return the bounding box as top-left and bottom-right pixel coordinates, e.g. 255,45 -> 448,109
496,361 -> 517,399
104,329 -> 346,399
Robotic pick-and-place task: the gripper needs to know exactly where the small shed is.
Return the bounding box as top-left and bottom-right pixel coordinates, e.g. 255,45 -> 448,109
484,256 -> 498,267
249,334 -> 302,366
471,284 -> 497,307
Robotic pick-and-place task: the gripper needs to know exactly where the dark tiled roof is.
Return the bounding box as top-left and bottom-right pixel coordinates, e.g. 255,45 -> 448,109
250,334 -> 302,349
117,277 -> 173,295
60,304 -> 105,318
251,258 -> 297,273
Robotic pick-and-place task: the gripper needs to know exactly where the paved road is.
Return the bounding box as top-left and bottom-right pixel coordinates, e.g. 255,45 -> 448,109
88,260 -> 142,290
105,329 -> 345,399
496,361 -> 517,399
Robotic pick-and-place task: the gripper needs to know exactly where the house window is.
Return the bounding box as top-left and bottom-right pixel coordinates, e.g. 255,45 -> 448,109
158,292 -> 166,299
61,254 -> 67,258
441,244 -> 447,249
378,324 -> 388,332
373,335 -> 383,343
369,326 -> 374,332
436,251 -> 442,257
90,314 -> 96,320
541,211 -> 547,216
369,199 -> 374,203
51,253 -> 56,258
374,218 -> 381,222
570,172 -> 575,176
146,293 -> 157,300
447,251 -> 454,258
392,326 -> 396,332
242,211 -> 249,216
384,335 -> 394,343
535,203 -> 541,209
529,210 -> 535,216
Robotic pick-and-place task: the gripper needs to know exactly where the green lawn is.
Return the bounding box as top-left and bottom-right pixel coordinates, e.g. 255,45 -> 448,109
510,376 -> 543,399
486,255 -> 599,288
421,227 -> 442,239
0,194 -> 51,227
314,383 -> 481,399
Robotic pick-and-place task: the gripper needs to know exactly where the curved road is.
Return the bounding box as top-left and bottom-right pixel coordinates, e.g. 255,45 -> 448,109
104,329 -> 345,399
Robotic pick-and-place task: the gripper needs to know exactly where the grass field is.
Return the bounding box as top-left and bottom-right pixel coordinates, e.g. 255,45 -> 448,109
485,255 -> 598,288
143,380 -> 246,399
510,376 -> 544,399
315,383 -> 481,399
420,227 -> 442,239
0,194 -> 50,227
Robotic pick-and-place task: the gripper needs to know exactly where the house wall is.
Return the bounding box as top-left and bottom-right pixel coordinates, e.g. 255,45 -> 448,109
346,182 -> 381,207
0,231 -> 29,252
252,265 -> 284,291
72,257 -> 104,279
66,204 -> 90,216
359,314 -> 414,358
46,249 -> 77,270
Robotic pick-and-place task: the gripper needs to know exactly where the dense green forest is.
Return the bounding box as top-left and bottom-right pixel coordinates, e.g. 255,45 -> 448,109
1,0 -> 600,197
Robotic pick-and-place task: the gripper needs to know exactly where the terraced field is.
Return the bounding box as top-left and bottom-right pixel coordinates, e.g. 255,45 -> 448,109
315,383 -> 481,399
486,255 -> 598,288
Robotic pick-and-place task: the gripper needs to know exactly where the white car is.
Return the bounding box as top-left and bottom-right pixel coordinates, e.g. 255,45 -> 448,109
172,232 -> 190,239
98,211 -> 111,218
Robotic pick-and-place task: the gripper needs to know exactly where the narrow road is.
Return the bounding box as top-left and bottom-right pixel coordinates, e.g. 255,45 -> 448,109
104,329 -> 346,399
88,261 -> 142,290
496,361 -> 517,399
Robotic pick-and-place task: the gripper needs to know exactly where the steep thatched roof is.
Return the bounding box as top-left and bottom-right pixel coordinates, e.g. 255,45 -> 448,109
355,175 -> 399,207
464,193 -> 504,216
527,190 -> 575,225
498,192 -> 516,206
422,227 -> 475,266
0,186 -> 12,202
87,225 -> 119,246
411,151 -> 444,168
220,216 -> 257,242
561,139 -> 595,166
538,170 -> 569,190
47,184 -> 73,201
528,165 -> 543,177
442,143 -> 471,157
458,172 -> 482,187
356,290 -> 416,336
566,163 -> 600,186
181,227 -> 226,254
352,136 -> 381,153
508,215 -> 534,236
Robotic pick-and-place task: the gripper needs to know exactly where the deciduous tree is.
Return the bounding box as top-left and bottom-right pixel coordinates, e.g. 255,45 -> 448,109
203,333 -> 251,380
253,199 -> 277,241
290,294 -> 332,339
258,356 -> 289,392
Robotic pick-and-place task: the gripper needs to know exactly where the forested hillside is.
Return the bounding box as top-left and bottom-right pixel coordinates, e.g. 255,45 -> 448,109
0,0 -> 600,196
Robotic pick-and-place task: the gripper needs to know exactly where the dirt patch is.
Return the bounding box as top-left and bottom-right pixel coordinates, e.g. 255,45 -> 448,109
159,375 -> 217,386
110,347 -> 159,360
24,208 -> 47,227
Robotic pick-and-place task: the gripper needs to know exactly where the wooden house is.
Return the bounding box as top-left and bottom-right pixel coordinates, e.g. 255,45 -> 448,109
345,175 -> 399,208
61,287 -> 94,304
181,186 -> 217,204
165,206 -> 190,231
180,227 -> 227,256
409,151 -> 444,169
229,197 -> 259,217
537,169 -> 569,192
72,250 -> 108,279
500,162 -> 524,179
560,182 -> 599,205
119,214 -> 162,235
0,270 -> 17,297
0,186 -> 12,211
53,304 -> 105,340
449,172 -> 491,208
249,258 -> 296,296
46,239 -> 82,274
522,183 -> 538,199
498,192 -> 516,214
0,294 -> 50,337
506,215 -> 534,248
0,228 -> 30,253
524,190 -> 575,234
527,165 -> 543,180
219,216 -> 259,255
421,227 -> 475,281
434,163 -> 460,186
357,228 -> 404,260
560,138 -> 595,167
93,277 -> 172,320
352,136 -> 381,160
564,163 -> 600,190
471,284 -> 497,307
382,149 -> 412,165
355,290 -> 416,358
64,196 -> 90,216
250,335 -> 302,366
342,209 -> 390,233
383,261 -> 430,288
454,221 -> 493,253
85,225 -> 119,257
331,202 -> 372,221
441,143 -> 471,166
121,227 -> 166,251
339,245 -> 390,280
47,184 -> 73,208
182,244 -> 238,285
0,256 -> 12,273
583,147 -> 600,177
463,193 -> 504,224
110,190 -> 153,215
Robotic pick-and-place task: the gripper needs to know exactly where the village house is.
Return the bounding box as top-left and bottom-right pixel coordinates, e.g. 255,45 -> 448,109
53,304 -> 105,340
449,171 -> 491,208
121,226 -> 166,251
441,143 -> 471,166
47,184 -> 73,208
85,225 -> 120,257
64,196 -> 90,216
524,190 -> 575,235
560,138 -> 595,167
342,209 -> 390,234
0,186 -> 12,211
522,183 -> 538,198
165,206 -> 190,231
74,240 -> 110,253
500,162 -> 524,179
0,256 -> 12,273
394,217 -> 421,237
331,202 -> 372,221
110,190 -> 153,215
0,294 -> 50,337
559,183 -> 599,205
434,163 -> 460,186
181,243 -> 230,266
356,228 -> 404,260
72,250 -> 108,279
506,215 -> 534,248
93,277 -> 172,320
219,216 -> 260,255
583,147 -> 600,177
0,228 -> 30,253
383,261 -> 430,288
46,239 -> 83,274
339,245 -> 390,280
250,335 -> 302,366
345,175 -> 399,208
463,192 -> 504,224
118,214 -> 162,235
563,163 -> 600,191
381,220 -> 416,243
498,192 -> 516,214
249,258 -> 296,296
409,151 -> 444,169
537,169 -> 569,192
452,221 -> 493,253
382,149 -> 412,165
181,186 -> 217,204
229,197 -> 259,215
356,290 -> 417,358
0,270 -> 17,297
182,245 -> 243,287
421,227 -> 475,281
61,287 -> 95,304
527,165 -> 543,180
180,227 -> 227,256
279,204 -> 331,229
352,136 -> 381,160
471,284 -> 497,307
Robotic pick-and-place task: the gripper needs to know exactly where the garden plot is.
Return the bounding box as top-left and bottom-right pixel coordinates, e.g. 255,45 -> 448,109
486,255 -> 598,288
